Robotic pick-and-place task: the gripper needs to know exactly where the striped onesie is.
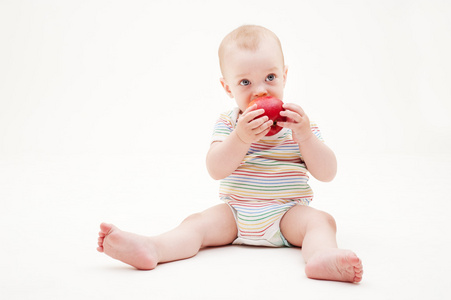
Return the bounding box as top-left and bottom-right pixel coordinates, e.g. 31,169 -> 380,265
212,107 -> 324,247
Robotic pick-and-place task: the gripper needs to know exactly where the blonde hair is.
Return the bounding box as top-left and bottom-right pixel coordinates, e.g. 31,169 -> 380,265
218,25 -> 284,75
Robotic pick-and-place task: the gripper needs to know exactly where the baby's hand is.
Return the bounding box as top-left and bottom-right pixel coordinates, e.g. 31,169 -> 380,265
277,103 -> 314,144
235,104 -> 273,144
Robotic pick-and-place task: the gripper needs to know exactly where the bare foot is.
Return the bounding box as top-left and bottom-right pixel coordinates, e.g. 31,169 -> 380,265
97,223 -> 158,270
305,249 -> 363,283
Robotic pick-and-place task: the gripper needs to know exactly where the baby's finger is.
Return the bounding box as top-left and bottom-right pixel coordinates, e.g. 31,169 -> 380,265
249,115 -> 269,129
255,123 -> 272,137
276,120 -> 293,129
283,103 -> 305,116
243,103 -> 258,113
242,108 -> 265,122
280,109 -> 303,123
256,119 -> 274,133
242,104 -> 261,115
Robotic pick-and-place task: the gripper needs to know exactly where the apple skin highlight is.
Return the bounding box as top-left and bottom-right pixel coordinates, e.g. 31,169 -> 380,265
248,96 -> 286,136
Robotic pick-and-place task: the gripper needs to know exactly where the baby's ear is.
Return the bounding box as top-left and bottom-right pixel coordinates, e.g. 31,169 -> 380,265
283,65 -> 288,87
220,78 -> 234,98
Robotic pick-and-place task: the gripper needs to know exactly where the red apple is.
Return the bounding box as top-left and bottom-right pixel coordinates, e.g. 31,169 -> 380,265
248,96 -> 286,136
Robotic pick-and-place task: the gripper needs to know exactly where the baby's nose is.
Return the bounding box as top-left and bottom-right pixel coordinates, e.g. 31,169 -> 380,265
254,85 -> 268,97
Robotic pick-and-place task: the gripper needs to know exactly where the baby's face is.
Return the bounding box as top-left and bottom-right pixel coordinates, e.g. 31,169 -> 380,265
220,39 -> 287,113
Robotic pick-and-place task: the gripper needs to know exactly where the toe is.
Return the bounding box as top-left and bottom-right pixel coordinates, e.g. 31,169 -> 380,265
347,252 -> 360,264
100,222 -> 114,234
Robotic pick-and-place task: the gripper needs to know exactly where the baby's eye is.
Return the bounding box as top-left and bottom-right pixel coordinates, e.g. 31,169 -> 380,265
240,79 -> 251,86
266,74 -> 276,82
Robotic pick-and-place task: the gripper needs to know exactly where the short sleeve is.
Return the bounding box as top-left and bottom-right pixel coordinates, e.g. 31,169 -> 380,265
310,122 -> 324,142
211,108 -> 240,143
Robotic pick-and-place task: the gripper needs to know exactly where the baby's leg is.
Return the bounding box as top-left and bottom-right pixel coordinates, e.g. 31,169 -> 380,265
280,205 -> 363,283
97,204 -> 237,269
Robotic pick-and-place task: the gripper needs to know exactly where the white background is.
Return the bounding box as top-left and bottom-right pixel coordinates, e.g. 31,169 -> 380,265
1,0 -> 450,299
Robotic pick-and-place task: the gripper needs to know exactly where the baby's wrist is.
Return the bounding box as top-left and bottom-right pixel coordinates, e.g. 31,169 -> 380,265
295,131 -> 315,145
234,129 -> 252,145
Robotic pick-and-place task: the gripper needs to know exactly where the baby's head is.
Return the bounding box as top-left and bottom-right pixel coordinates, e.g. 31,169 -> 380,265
218,25 -> 288,112
218,25 -> 284,76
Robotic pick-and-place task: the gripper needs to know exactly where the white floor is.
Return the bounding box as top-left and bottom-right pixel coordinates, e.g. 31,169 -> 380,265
1,0 -> 450,298
1,152 -> 450,299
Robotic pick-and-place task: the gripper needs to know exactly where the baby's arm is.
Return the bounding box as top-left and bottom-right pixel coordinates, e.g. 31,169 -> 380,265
278,103 -> 337,182
206,105 -> 273,180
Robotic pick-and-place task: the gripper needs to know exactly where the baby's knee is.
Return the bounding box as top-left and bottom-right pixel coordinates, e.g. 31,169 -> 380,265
316,210 -> 337,231
182,212 -> 203,224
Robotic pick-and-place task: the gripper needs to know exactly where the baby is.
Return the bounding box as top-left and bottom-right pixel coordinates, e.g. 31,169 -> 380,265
97,25 -> 363,283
